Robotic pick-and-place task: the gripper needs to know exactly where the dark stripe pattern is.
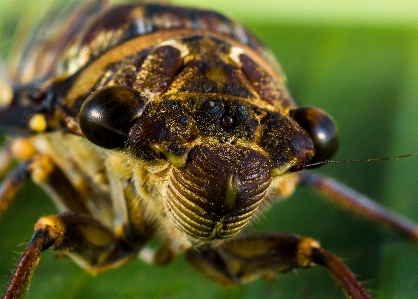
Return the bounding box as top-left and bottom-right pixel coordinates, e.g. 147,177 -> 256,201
166,144 -> 271,240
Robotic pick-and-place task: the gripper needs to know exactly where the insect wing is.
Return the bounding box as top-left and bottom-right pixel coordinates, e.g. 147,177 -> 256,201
7,0 -> 109,84
0,1 -> 109,135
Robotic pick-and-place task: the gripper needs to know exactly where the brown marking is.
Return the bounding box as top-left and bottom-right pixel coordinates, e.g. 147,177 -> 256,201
240,54 -> 292,108
98,49 -> 151,88
261,112 -> 314,171
63,29 -> 285,107
134,45 -> 182,93
127,100 -> 197,160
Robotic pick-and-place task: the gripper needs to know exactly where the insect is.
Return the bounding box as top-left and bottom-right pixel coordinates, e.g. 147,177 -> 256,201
0,0 -> 418,299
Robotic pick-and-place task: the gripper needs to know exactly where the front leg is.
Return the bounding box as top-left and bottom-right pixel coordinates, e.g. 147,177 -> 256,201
2,212 -> 138,299
186,233 -> 371,299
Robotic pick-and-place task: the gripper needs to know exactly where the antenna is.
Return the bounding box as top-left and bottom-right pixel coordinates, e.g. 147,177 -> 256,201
300,153 -> 418,170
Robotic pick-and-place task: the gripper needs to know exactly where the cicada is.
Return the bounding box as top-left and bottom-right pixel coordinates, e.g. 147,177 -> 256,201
1,1 -> 417,299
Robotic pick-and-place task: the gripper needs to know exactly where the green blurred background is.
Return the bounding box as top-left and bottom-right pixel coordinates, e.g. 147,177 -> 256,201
0,0 -> 417,298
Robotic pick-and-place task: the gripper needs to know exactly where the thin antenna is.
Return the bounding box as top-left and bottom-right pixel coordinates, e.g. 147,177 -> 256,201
301,153 -> 418,170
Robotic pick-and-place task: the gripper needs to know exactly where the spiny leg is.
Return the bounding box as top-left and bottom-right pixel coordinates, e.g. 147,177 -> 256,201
2,225 -> 54,299
0,153 -> 93,218
298,172 -> 418,240
2,154 -> 157,299
186,233 -> 372,299
2,212 -> 138,299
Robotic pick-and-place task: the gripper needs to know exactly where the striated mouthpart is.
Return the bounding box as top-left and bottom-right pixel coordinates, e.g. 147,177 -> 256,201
164,144 -> 271,241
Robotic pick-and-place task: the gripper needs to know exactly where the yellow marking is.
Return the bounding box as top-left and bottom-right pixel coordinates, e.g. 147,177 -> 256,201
11,138 -> 36,160
140,89 -> 158,101
158,39 -> 190,57
34,215 -> 65,241
209,220 -> 224,239
150,143 -> 188,168
267,173 -> 299,200
78,225 -> 114,247
206,64 -> 229,84
224,175 -> 239,210
107,153 -> 133,178
65,29 -> 282,106
296,237 -> 321,267
29,114 -> 47,132
0,81 -> 12,107
93,172 -> 108,185
229,46 -> 245,66
115,224 -> 127,241
270,162 -> 293,177
80,254 -> 134,275
143,160 -> 170,174
31,155 -> 54,184
73,173 -> 90,199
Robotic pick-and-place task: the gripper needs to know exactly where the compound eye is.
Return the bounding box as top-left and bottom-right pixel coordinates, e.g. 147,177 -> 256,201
290,106 -> 339,163
79,86 -> 145,149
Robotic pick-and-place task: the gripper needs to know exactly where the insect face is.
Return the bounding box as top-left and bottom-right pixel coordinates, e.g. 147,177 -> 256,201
79,82 -> 318,242
76,34 -> 325,242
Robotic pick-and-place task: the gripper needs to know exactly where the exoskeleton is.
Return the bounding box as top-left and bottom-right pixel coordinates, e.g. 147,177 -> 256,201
0,1 -> 417,299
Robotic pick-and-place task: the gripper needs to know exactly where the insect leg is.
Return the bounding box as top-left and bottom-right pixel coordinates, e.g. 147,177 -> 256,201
0,159 -> 31,217
2,212 -> 138,299
186,233 -> 372,299
298,172 -> 418,240
0,146 -> 96,220
31,154 -> 94,215
0,137 -> 45,217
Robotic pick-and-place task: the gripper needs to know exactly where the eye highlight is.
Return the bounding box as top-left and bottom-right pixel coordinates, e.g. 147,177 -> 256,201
290,106 -> 339,163
79,86 -> 145,149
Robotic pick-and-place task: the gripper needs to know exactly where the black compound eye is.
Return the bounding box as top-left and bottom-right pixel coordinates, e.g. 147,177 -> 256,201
290,106 -> 339,163
79,86 -> 145,149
